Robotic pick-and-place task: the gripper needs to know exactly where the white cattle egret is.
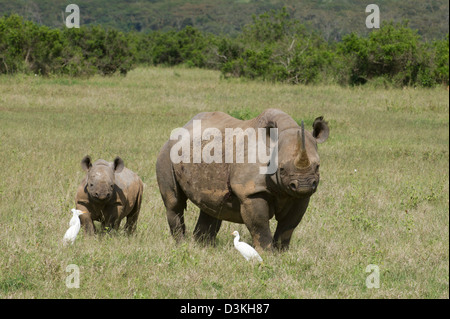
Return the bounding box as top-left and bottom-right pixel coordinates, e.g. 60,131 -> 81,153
63,209 -> 85,245
231,231 -> 263,262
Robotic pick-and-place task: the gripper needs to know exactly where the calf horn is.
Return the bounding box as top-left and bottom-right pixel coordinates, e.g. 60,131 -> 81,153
295,120 -> 311,169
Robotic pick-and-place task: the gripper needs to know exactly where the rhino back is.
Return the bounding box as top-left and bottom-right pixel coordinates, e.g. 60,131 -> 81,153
185,111 -> 246,131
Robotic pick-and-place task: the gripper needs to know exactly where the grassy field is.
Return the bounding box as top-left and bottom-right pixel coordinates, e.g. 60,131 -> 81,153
0,67 -> 448,299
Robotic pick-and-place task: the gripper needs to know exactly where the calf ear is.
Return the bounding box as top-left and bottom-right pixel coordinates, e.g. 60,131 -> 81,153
113,156 -> 124,173
312,116 -> 329,144
81,155 -> 92,171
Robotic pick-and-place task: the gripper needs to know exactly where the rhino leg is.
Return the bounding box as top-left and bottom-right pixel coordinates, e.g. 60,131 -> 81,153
124,186 -> 143,235
193,210 -> 222,245
102,205 -> 121,233
76,204 -> 96,235
240,197 -> 273,251
273,198 -> 309,250
166,196 -> 187,242
124,205 -> 140,235
158,181 -> 187,242
157,145 -> 188,242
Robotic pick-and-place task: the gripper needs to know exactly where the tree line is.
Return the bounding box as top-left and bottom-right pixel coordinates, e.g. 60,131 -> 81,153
0,9 -> 448,87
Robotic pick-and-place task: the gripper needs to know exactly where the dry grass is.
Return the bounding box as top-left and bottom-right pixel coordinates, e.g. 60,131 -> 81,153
0,67 -> 448,298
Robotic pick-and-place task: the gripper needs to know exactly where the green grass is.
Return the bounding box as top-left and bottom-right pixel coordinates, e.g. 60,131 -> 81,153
0,67 -> 448,298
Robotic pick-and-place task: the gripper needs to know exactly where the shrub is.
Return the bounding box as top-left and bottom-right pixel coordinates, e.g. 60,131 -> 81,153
63,26 -> 133,75
0,11 -> 448,87
0,14 -> 30,74
220,8 -> 333,84
143,26 -> 210,68
0,15 -> 133,76
337,21 -> 445,87
433,34 -> 449,84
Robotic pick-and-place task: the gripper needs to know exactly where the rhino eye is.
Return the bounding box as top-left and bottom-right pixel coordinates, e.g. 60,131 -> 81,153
90,183 -> 94,187
315,164 -> 320,173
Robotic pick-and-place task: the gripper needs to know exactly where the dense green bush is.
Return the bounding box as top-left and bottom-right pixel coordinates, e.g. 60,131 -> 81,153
149,26 -> 209,67
0,14 -> 133,76
432,34 -> 449,85
340,22 -> 424,86
0,14 -> 36,74
62,26 -> 133,76
0,10 -> 448,86
217,8 -> 335,84
218,10 -> 448,86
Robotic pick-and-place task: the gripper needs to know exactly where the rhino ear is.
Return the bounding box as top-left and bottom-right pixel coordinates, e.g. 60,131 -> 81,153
113,156 -> 124,173
312,116 -> 329,144
81,155 -> 92,171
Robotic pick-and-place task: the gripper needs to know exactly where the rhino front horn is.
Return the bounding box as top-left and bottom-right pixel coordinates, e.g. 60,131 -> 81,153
295,120 -> 311,169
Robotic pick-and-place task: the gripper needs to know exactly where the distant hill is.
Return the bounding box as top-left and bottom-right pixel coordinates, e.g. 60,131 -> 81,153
1,0 -> 448,40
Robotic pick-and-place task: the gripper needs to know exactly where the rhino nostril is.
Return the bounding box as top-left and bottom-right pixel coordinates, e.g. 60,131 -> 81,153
311,181 -> 317,190
95,192 -> 99,198
289,182 -> 297,191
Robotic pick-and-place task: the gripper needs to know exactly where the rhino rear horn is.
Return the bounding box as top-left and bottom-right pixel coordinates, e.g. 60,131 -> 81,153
294,121 -> 311,169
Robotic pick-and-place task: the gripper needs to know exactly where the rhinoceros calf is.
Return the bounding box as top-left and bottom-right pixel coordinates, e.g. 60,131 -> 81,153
75,156 -> 143,234
156,108 -> 329,250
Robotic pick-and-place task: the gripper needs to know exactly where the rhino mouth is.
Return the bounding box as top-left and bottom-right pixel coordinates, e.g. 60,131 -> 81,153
288,187 -> 316,198
287,180 -> 318,198
88,191 -> 112,203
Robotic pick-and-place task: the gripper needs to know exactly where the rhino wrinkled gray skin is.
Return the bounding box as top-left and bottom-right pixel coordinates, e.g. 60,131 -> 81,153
156,108 -> 329,250
75,156 -> 143,234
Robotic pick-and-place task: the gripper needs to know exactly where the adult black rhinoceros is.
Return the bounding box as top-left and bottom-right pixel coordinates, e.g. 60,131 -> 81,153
156,108 -> 329,250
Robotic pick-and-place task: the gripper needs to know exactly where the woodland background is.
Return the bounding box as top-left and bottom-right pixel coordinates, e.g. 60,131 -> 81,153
0,0 -> 448,86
